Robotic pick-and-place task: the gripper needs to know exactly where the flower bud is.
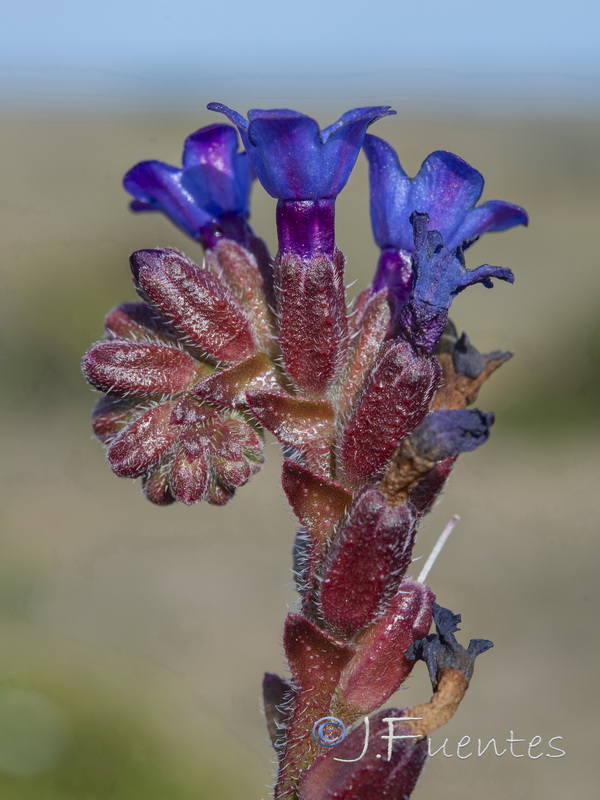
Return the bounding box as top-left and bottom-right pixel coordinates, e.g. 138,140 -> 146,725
319,489 -> 417,636
274,248 -> 348,395
338,340 -> 440,488
83,339 -> 197,397
130,248 -> 258,363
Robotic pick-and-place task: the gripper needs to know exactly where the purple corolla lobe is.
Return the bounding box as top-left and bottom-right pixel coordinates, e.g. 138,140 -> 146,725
208,103 -> 395,201
124,124 -> 253,248
364,134 -> 527,297
364,134 -> 527,254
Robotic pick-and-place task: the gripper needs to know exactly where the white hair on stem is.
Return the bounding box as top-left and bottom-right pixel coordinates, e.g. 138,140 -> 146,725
417,514 -> 460,585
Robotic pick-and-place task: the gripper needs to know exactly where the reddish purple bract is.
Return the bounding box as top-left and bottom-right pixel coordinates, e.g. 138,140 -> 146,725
319,489 -> 417,636
299,708 -> 428,800
83,339 -> 197,396
338,340 -> 441,487
336,581 -> 434,715
274,248 -> 348,395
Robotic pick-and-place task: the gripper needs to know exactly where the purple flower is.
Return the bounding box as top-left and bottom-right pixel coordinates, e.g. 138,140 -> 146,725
364,134 -> 528,254
209,103 -> 395,259
208,103 -> 395,202
206,104 -> 396,379
123,124 -> 253,247
400,211 -> 514,353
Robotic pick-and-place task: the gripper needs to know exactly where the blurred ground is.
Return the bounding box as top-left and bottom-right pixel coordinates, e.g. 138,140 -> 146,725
0,109 -> 598,798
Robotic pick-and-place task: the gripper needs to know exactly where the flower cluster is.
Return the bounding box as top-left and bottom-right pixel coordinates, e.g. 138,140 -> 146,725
83,102 -> 526,799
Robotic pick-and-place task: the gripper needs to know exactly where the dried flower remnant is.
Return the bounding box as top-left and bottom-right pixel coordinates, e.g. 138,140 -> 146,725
410,408 -> 495,462
408,603 -> 494,690
83,102 -> 526,798
402,604 -> 493,739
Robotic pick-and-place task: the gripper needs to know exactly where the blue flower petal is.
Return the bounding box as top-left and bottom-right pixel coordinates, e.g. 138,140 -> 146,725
452,199 -> 529,243
321,106 -> 395,142
364,135 -> 527,257
363,133 -> 411,249
182,124 -> 240,168
180,125 -> 252,218
409,151 -> 484,244
123,123 -> 252,242
206,102 -> 249,132
320,107 -> 396,200
123,160 -> 211,238
209,103 -> 395,201
243,111 -> 325,199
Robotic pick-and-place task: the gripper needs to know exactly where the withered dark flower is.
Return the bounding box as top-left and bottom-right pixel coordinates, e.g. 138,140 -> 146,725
411,408 -> 495,461
407,603 -> 493,689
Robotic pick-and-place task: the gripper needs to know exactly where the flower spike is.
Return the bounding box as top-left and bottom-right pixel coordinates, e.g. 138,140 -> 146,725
124,124 -> 253,248
84,102 -> 526,800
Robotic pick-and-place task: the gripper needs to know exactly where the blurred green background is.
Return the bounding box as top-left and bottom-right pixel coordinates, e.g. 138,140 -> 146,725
1,101 -> 599,799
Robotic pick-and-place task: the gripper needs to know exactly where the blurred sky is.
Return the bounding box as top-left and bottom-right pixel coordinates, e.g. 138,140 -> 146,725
2,0 -> 600,114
